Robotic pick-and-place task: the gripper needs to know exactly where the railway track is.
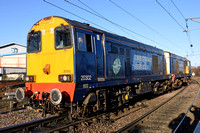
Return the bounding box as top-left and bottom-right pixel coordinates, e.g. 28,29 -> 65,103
0,94 -> 148,132
0,80 -> 24,93
116,79 -> 200,133
0,115 -> 65,133
0,81 -> 197,133
0,111 -> 110,133
0,89 -> 181,132
0,99 -> 28,113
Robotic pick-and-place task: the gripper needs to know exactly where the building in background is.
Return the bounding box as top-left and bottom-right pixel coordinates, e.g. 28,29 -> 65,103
0,43 -> 26,80
0,53 -> 26,68
0,43 -> 26,55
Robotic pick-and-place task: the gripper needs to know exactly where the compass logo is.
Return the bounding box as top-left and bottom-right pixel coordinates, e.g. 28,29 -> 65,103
112,58 -> 121,75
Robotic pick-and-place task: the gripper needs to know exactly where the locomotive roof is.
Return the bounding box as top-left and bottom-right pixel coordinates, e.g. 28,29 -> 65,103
62,16 -> 164,54
33,16 -> 163,54
165,51 -> 186,60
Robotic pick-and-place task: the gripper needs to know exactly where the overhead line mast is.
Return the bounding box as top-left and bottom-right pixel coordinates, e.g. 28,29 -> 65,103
186,17 -> 200,21
185,17 -> 200,31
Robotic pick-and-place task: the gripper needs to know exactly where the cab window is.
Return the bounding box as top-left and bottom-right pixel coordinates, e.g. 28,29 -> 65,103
27,31 -> 41,53
77,32 -> 86,51
55,26 -> 71,49
86,34 -> 92,52
77,32 -> 93,52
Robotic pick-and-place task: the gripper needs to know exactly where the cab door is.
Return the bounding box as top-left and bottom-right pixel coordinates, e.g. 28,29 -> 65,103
75,29 -> 96,83
93,33 -> 105,81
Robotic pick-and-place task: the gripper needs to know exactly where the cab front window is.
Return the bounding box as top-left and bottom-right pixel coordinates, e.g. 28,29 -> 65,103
55,25 -> 71,49
27,31 -> 41,53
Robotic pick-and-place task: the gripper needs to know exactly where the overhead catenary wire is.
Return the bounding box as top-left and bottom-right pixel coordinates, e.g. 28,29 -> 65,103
65,0 -> 141,41
64,0 -> 138,41
156,0 -> 185,31
43,0 -> 111,33
171,0 -> 186,20
65,0 -> 178,53
77,0 -> 138,40
171,0 -> 194,53
109,0 -> 188,53
170,0 -> 193,53
156,0 -> 193,53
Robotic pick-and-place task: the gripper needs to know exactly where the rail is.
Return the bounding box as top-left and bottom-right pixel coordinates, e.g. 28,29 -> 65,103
0,115 -> 63,133
173,79 -> 200,133
116,84 -> 191,133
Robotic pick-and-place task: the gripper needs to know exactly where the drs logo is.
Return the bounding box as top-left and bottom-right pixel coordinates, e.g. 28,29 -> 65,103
112,58 -> 121,75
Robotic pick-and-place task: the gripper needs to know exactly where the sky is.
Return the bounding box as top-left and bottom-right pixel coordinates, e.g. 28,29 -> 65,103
0,0 -> 200,66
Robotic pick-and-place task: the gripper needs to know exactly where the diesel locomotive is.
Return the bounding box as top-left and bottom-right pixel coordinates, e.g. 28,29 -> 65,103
16,16 -> 191,116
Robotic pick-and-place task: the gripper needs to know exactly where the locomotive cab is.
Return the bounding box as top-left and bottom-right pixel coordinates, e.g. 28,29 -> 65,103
24,16 -> 76,113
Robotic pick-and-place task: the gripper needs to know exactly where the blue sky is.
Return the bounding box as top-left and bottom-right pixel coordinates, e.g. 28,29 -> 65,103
0,0 -> 200,66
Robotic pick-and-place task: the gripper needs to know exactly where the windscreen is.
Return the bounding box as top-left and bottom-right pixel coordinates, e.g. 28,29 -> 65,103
27,31 -> 41,53
55,26 -> 71,49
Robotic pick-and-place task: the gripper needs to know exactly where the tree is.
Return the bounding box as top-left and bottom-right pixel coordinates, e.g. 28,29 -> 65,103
191,66 -> 200,76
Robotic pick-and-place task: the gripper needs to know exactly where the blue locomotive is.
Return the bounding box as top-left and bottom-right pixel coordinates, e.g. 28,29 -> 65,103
16,16 -> 191,116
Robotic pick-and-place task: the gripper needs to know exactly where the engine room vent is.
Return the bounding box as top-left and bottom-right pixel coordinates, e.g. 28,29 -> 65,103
153,55 -> 159,74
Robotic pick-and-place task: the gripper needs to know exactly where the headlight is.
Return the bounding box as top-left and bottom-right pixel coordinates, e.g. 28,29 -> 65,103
25,75 -> 35,82
50,88 -> 62,105
58,75 -> 71,82
16,88 -> 25,102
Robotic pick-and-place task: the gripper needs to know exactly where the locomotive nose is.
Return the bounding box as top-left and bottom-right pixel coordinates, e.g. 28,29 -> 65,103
15,88 -> 25,102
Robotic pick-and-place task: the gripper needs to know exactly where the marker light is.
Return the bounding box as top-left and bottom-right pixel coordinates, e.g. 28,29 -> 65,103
63,76 -> 67,81
58,75 -> 71,82
25,75 -> 35,82
59,75 -> 63,81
